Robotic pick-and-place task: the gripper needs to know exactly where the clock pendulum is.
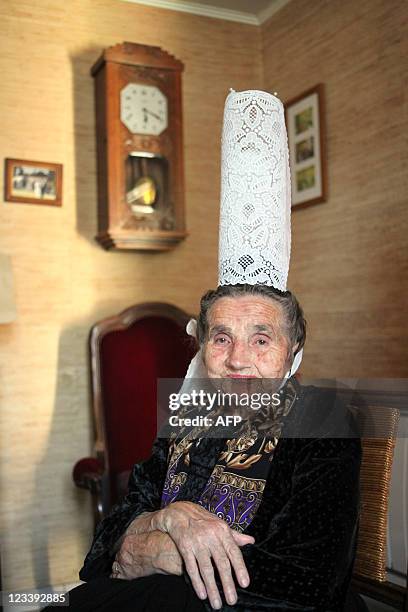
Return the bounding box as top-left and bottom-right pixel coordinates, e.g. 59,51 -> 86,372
126,156 -> 157,215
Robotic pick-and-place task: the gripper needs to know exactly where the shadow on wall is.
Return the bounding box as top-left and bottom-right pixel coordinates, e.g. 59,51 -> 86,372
31,315 -> 94,588
71,46 -> 103,244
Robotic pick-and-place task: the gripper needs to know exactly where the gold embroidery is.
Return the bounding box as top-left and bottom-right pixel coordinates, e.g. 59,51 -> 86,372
169,472 -> 187,487
264,437 -> 279,453
226,452 -> 263,469
210,465 -> 266,492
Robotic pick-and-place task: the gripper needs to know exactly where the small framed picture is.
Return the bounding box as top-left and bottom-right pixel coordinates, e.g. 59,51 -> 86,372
285,84 -> 327,208
5,158 -> 63,207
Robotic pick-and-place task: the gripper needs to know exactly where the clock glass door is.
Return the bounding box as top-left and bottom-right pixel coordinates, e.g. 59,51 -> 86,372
125,153 -> 173,230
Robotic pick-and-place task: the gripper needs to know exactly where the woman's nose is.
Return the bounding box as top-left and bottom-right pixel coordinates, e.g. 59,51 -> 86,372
225,340 -> 251,370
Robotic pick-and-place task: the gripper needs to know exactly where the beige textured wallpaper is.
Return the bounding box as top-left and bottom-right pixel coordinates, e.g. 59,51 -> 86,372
0,0 -> 407,594
262,0 -> 408,378
0,0 -> 262,590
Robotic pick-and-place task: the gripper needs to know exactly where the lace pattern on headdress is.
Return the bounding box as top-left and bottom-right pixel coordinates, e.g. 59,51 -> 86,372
218,90 -> 291,291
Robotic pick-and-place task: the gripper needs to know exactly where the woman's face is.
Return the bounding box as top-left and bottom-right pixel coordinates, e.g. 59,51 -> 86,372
203,295 -> 293,382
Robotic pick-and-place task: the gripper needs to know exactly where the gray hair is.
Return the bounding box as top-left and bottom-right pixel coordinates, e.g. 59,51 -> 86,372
197,284 -> 306,357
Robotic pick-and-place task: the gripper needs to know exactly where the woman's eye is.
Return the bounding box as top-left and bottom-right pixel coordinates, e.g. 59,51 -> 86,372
255,337 -> 269,346
214,335 -> 229,344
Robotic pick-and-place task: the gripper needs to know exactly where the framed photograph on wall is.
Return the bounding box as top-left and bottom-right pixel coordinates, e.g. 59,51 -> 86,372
285,84 -> 327,208
5,158 -> 62,207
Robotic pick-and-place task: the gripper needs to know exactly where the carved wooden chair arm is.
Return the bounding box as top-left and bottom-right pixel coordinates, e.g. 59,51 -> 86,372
73,457 -> 104,494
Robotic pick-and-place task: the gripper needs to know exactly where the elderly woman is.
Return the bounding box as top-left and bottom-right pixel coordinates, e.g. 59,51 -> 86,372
62,284 -> 362,612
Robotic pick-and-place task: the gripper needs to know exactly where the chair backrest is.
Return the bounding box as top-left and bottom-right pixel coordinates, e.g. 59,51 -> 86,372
89,302 -> 196,508
351,404 -> 400,581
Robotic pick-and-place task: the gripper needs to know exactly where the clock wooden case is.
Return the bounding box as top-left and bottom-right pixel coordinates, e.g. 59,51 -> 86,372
91,42 -> 187,250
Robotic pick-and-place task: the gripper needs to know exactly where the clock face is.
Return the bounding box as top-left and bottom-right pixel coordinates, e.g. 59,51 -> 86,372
120,83 -> 168,136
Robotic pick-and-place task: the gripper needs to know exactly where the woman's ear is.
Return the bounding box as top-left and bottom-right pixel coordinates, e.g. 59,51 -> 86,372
186,318 -> 198,339
289,348 -> 303,377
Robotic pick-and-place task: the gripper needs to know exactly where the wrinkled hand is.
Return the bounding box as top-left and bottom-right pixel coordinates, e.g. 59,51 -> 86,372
152,501 -> 255,610
111,530 -> 183,579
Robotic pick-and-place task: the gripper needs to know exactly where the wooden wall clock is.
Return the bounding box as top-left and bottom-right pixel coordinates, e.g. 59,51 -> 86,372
91,42 -> 187,250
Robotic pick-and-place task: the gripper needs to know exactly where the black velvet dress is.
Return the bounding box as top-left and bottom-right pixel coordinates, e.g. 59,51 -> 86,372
54,381 -> 363,611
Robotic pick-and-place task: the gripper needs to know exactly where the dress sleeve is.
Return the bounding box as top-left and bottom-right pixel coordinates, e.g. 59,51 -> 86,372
79,436 -> 169,581
236,437 -> 362,611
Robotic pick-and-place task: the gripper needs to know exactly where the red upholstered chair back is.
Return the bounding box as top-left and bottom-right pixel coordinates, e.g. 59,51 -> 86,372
90,303 -> 196,513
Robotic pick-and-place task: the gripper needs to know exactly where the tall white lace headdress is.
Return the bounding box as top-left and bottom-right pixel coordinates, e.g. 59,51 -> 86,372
218,89 -> 291,291
183,89 -> 302,382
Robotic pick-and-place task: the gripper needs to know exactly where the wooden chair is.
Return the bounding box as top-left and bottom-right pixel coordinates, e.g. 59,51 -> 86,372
349,399 -> 408,610
73,302 -> 196,528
